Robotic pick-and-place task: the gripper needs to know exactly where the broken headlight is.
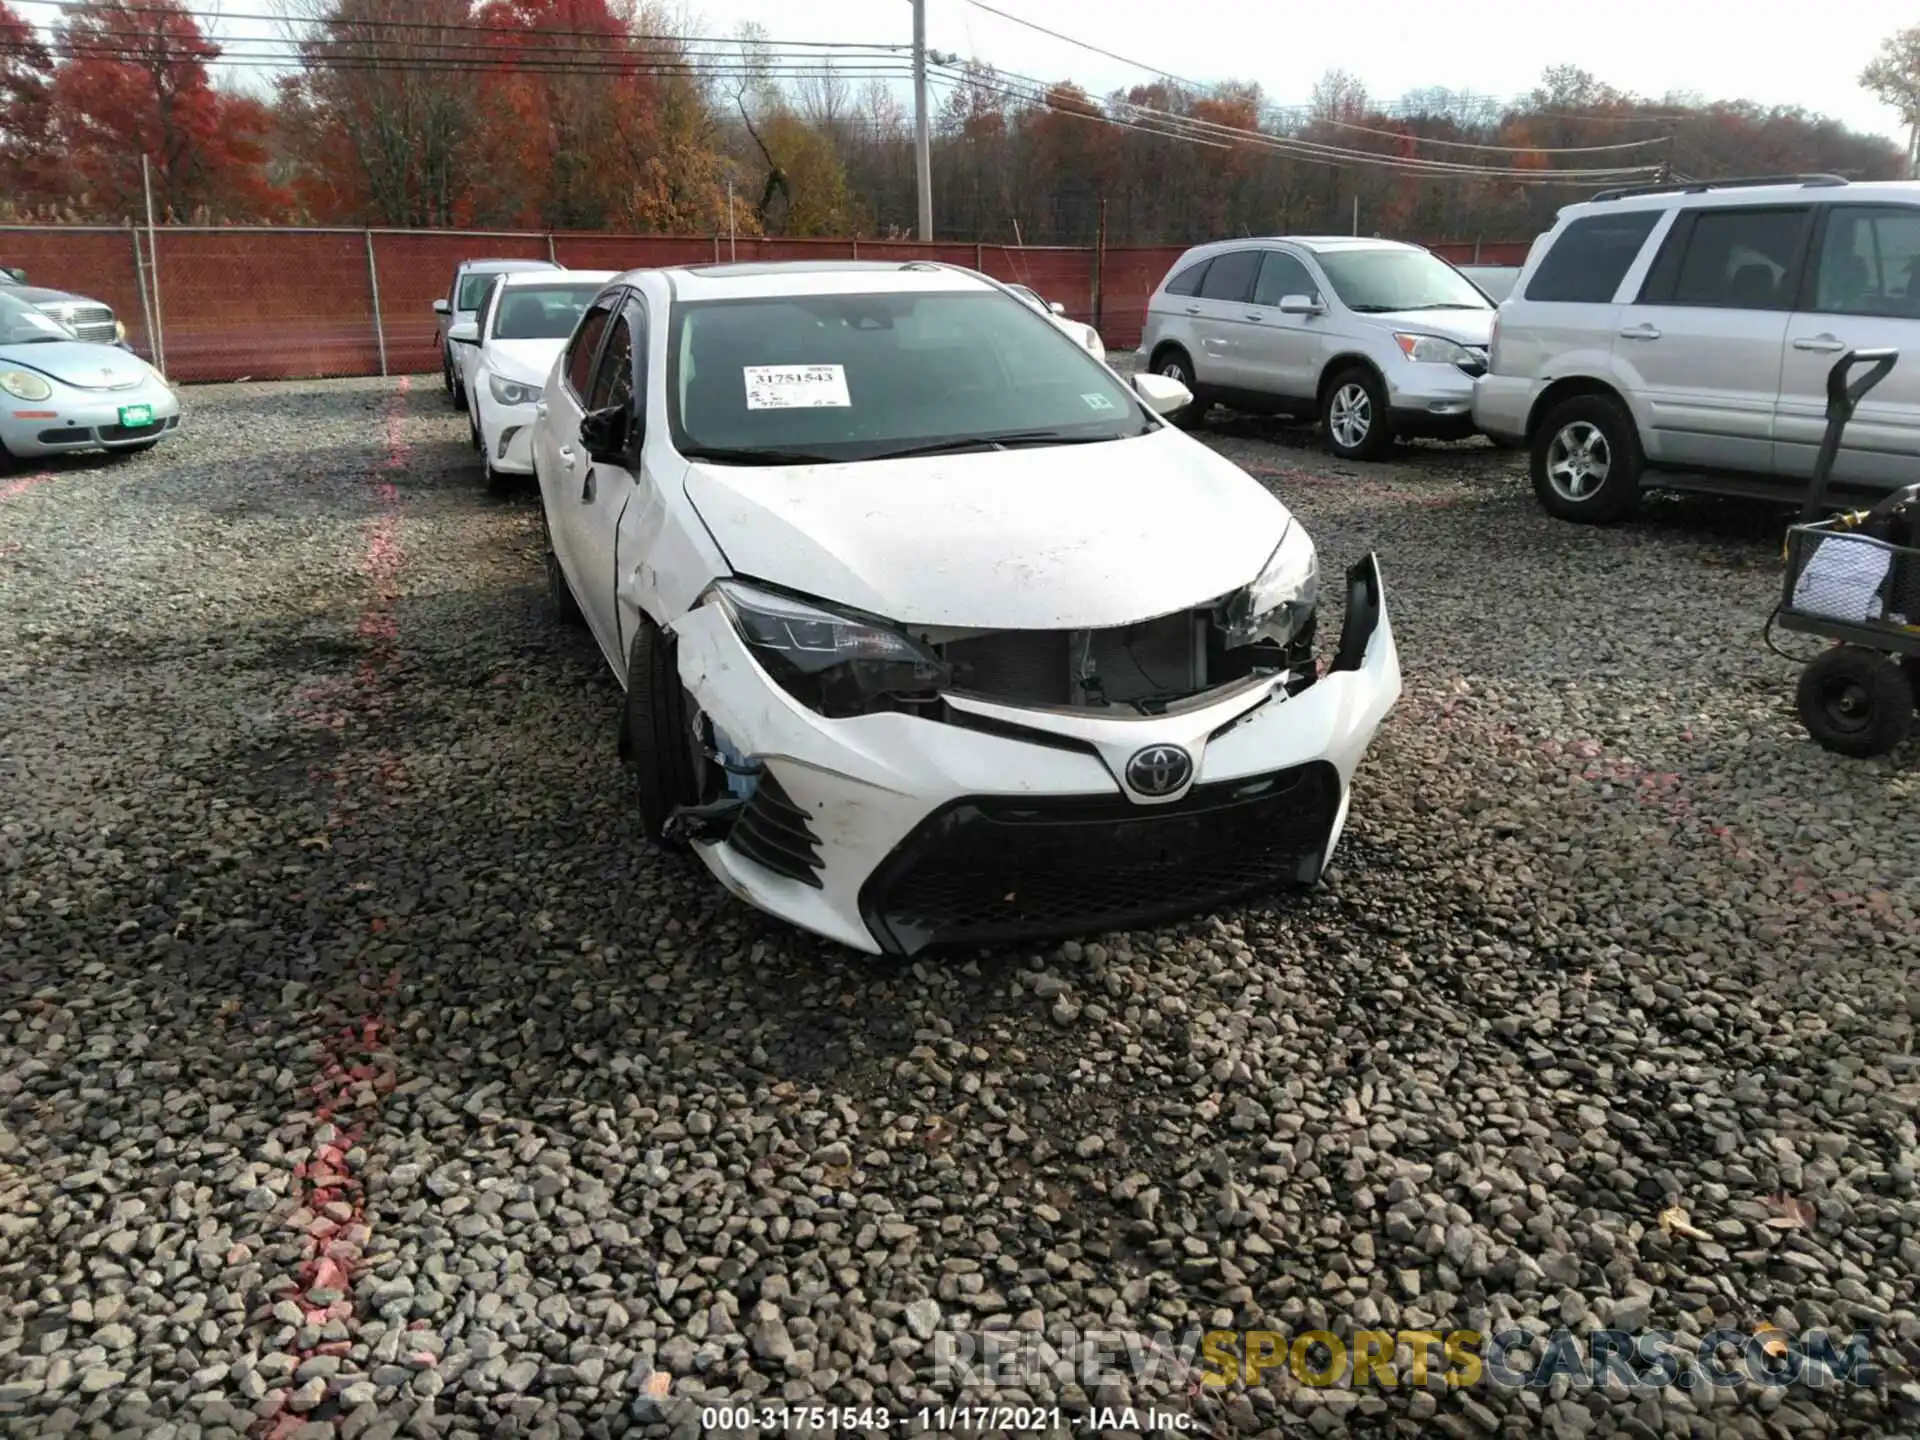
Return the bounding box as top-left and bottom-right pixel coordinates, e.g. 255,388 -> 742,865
707,579 -> 950,718
1217,520 -> 1319,650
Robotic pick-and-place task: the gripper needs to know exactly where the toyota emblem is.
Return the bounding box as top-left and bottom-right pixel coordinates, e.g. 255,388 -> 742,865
1125,744 -> 1192,798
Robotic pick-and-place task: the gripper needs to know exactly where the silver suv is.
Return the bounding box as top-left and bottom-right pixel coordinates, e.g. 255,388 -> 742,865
434,257 -> 559,410
1475,174 -> 1920,522
1138,237 -> 1496,460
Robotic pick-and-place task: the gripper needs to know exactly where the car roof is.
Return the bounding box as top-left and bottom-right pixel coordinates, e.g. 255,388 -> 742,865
459,258 -> 560,274
494,268 -> 617,288
645,260 -> 1003,303
1561,177 -> 1920,222
1164,235 -> 1425,268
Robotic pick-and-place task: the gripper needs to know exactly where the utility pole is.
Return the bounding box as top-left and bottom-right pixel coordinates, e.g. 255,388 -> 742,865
911,0 -> 932,240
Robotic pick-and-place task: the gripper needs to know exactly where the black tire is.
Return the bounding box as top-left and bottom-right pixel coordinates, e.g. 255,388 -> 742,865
441,345 -> 455,398
484,458 -> 515,497
622,615 -> 703,845
541,501 -> 584,628
1530,392 -> 1643,523
1150,347 -> 1206,430
468,408 -> 482,452
1321,366 -> 1394,462
1795,645 -> 1914,758
452,376 -> 468,413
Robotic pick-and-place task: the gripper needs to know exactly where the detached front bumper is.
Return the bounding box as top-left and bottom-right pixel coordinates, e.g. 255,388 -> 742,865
671,556 -> 1403,955
1470,373 -> 1533,446
1387,362 -> 1480,438
1,383 -> 181,457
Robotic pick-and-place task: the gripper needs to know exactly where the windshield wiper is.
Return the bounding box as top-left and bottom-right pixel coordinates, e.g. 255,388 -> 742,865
1396,302 -> 1484,311
1346,304 -> 1398,313
680,445 -> 841,466
865,429 -> 1130,461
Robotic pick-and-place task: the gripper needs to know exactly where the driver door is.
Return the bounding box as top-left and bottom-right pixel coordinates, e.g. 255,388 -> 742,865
558,295 -> 646,673
536,293 -> 617,636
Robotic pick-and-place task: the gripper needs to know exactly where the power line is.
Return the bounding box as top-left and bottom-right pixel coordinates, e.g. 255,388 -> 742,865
955,0 -> 1210,93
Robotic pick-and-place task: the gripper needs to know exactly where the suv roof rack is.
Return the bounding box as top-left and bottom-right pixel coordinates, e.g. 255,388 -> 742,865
1589,173 -> 1849,204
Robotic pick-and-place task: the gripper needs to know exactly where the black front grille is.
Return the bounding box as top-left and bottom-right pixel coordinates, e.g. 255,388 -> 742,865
725,771 -> 824,887
100,416 -> 176,443
859,760 -> 1341,955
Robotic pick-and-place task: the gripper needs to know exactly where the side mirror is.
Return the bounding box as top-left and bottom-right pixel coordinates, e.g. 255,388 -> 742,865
1132,371 -> 1191,417
448,321 -> 479,345
432,298 -> 451,316
1048,300 -> 1066,316
1278,294 -> 1324,316
579,404 -> 638,465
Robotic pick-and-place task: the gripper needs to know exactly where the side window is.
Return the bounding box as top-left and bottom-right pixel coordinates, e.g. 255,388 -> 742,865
1811,206 -> 1920,318
1198,250 -> 1262,304
1164,259 -> 1211,297
1662,207 -> 1811,310
1525,212 -> 1661,303
565,301 -> 615,399
1252,251 -> 1318,307
476,278 -> 503,337
586,311 -> 635,413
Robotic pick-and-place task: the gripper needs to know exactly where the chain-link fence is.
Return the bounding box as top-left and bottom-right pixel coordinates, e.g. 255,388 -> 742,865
0,225 -> 1531,384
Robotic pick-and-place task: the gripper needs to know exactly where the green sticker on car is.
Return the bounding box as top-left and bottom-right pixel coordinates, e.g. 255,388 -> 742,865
118,404 -> 154,428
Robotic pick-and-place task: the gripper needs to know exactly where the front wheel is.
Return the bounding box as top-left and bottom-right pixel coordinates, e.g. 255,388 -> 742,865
622,615 -> 703,844
1795,645 -> 1914,758
1321,367 -> 1394,461
1530,393 -> 1643,523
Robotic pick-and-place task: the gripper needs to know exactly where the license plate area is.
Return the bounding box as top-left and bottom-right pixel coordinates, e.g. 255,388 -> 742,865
118,404 -> 154,428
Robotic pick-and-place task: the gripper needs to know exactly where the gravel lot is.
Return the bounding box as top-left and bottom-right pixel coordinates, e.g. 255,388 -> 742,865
2,368 -> 1917,1440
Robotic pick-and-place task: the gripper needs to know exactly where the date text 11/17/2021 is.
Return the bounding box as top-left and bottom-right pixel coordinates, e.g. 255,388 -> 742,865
697,1404 -> 1195,1433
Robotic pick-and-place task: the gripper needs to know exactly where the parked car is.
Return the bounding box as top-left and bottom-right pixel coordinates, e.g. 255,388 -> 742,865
433,257 -> 560,409
1003,281 -> 1106,360
446,267 -> 615,492
1456,264 -> 1523,303
532,260 -> 1400,955
0,290 -> 178,462
1474,174 -> 1920,522
1139,237 -> 1495,459
0,266 -> 128,349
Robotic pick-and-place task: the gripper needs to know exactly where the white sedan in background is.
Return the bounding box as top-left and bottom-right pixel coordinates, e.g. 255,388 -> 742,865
532,261 -> 1399,956
1004,281 -> 1106,360
447,269 -> 614,492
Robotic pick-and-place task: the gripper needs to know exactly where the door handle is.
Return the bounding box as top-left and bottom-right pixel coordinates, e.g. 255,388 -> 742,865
558,445 -> 576,471
1793,335 -> 1846,353
1184,306 -> 1201,316
535,401 -> 548,418
1244,312 -> 1265,322
1617,323 -> 1662,341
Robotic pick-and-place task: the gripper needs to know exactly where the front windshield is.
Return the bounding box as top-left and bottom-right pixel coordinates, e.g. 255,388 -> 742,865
1317,249 -> 1492,313
0,291 -> 73,344
668,289 -> 1149,464
492,282 -> 604,340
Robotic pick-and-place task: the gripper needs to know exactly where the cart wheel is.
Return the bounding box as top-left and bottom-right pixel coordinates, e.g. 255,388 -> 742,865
1795,645 -> 1915,757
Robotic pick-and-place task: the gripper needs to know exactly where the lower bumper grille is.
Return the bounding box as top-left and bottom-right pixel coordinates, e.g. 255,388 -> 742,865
725,771 -> 824,887
859,759 -> 1342,955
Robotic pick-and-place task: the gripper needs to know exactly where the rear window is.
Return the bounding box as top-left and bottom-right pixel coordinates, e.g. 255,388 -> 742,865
1163,259 -> 1211,297
1524,212 -> 1661,303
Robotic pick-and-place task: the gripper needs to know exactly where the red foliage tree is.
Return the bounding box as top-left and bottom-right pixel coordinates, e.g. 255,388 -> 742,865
51,0 -> 284,220
0,1 -> 56,210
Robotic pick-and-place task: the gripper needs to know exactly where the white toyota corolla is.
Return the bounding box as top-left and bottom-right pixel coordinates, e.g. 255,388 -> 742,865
448,268 -> 615,491
533,261 -> 1401,956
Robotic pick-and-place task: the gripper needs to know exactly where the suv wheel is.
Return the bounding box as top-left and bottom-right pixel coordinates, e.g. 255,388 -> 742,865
1322,367 -> 1393,461
1153,349 -> 1205,430
1531,393 -> 1642,523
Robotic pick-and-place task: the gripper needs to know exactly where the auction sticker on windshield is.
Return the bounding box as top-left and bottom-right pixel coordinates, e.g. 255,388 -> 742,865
743,364 -> 851,410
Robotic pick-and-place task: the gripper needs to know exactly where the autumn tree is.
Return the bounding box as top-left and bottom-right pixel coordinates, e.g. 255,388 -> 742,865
50,0 -> 282,220
1861,24 -> 1920,177
0,1 -> 54,210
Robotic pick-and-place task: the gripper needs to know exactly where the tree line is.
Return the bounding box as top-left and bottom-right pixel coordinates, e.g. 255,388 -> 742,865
0,0 -> 1911,246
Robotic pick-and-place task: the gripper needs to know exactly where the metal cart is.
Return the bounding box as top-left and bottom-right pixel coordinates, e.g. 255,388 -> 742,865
1772,347 -> 1920,758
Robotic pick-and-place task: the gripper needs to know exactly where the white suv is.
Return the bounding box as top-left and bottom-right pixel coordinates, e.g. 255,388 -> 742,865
1138,238 -> 1496,460
1475,174 -> 1920,522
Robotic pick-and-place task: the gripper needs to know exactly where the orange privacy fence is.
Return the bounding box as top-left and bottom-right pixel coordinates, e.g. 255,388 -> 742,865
0,226 -> 1531,384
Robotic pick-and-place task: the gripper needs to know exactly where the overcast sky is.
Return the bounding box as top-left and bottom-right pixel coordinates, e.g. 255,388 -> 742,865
684,0 -> 1914,141
15,0 -> 1912,142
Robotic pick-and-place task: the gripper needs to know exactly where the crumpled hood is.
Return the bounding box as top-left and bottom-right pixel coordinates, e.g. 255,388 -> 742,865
484,337 -> 566,386
681,426 -> 1294,629
1371,307 -> 1494,346
2,340 -> 156,389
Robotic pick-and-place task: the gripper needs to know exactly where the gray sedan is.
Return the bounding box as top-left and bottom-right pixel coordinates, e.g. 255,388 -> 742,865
0,291 -> 179,461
